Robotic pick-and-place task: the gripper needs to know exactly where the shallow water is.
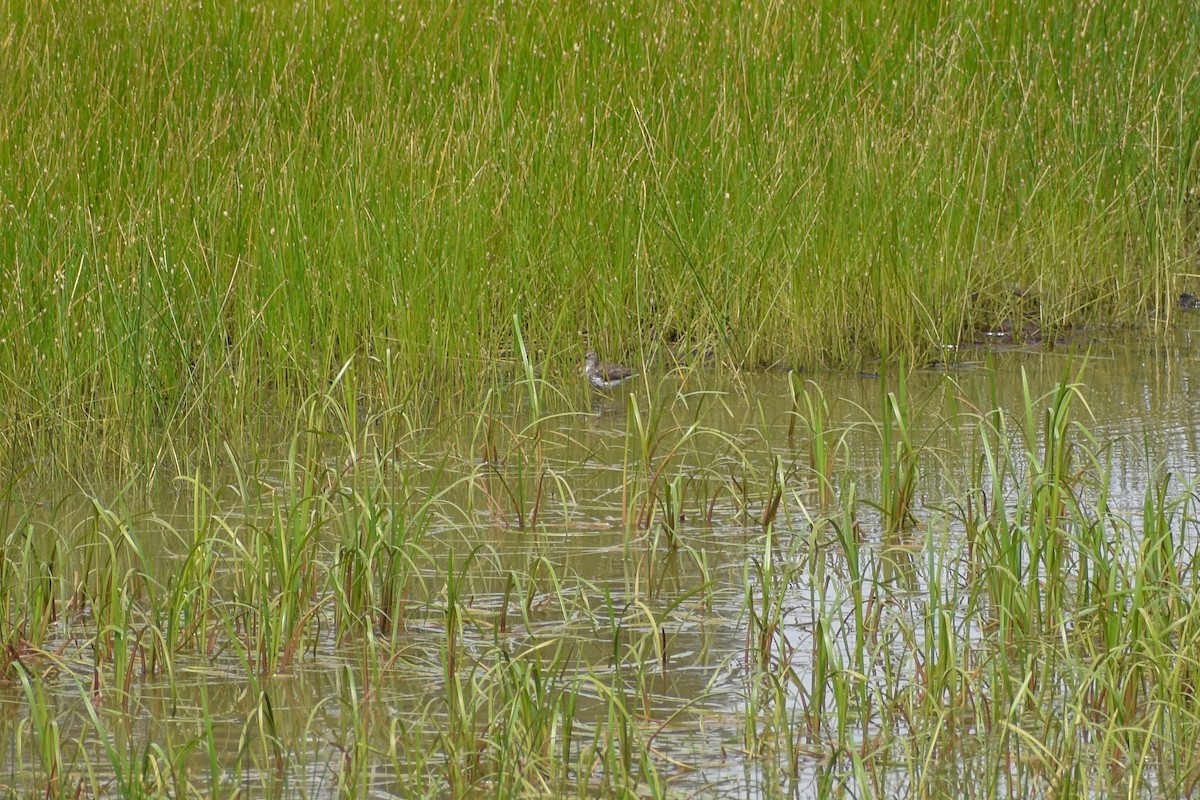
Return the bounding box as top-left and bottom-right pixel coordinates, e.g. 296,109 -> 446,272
6,322 -> 1200,798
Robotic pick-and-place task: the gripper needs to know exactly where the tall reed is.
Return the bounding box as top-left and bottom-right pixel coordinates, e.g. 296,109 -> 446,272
3,0 -> 1197,472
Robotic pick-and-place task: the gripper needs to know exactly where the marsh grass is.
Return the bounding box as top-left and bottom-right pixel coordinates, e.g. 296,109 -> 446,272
4,362 -> 1200,795
3,1 -> 1200,787
2,0 -> 1199,472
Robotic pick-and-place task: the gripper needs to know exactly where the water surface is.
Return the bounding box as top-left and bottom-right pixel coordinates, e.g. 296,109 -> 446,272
5,323 -> 1200,798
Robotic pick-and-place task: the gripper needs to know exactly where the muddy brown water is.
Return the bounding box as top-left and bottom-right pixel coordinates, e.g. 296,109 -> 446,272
5,322 -> 1200,798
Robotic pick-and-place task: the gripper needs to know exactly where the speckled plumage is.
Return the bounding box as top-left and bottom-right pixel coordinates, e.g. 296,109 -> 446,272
584,351 -> 636,390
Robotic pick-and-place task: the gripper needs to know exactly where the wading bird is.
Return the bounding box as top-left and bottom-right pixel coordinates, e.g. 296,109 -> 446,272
584,351 -> 636,390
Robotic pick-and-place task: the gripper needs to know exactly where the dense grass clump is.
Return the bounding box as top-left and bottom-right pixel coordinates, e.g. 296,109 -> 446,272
1,0 -> 1198,468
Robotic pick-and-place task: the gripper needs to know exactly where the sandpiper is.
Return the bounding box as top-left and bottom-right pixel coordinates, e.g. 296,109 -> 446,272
584,350 -> 637,390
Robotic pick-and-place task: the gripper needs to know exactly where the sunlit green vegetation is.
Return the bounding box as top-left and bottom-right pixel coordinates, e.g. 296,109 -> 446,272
2,0 -> 1198,470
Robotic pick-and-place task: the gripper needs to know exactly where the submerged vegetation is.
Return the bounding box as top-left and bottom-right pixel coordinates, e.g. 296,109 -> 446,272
3,362 -> 1200,796
1,0 -> 1199,468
